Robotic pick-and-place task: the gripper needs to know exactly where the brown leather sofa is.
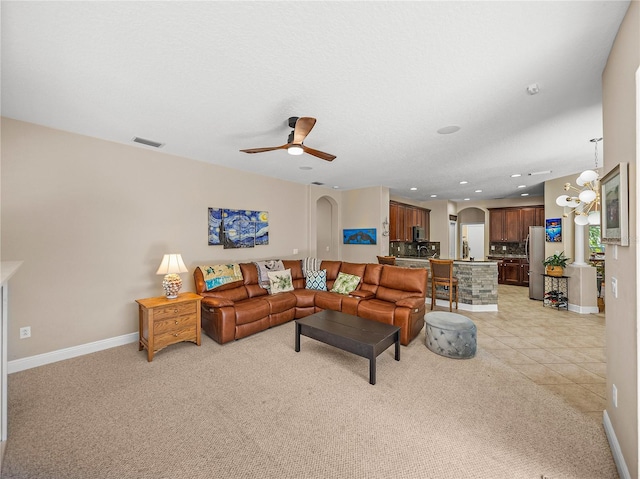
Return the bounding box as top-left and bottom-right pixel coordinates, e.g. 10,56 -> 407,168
193,259 -> 427,346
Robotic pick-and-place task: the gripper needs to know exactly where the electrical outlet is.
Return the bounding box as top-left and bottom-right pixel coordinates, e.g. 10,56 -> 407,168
19,326 -> 31,339
502,246 -> 507,251
431,245 -> 435,250
613,384 -> 618,407
491,245 -> 495,250
293,248 -> 298,254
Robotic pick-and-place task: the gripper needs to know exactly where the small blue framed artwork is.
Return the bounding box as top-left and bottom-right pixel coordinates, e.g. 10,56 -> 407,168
545,218 -> 562,242
208,208 -> 269,248
343,228 -> 377,245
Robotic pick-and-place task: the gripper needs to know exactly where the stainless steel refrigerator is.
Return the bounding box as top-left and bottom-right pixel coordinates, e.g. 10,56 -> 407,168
526,226 -> 545,300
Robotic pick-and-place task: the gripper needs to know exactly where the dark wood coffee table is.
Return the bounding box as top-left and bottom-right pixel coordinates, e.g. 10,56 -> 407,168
295,310 -> 400,385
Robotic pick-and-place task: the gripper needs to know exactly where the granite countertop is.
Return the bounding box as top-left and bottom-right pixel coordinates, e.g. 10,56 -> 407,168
487,254 -> 528,259
395,257 -> 497,264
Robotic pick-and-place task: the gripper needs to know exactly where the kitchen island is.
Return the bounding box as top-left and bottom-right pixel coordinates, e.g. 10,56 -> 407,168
395,258 -> 498,312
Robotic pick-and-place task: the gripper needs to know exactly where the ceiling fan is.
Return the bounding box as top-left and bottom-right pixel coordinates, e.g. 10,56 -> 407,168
240,117 -> 336,161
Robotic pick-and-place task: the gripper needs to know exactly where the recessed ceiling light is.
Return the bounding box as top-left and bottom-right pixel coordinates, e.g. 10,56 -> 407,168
333,186 -> 339,189
510,174 -> 521,178
410,187 -> 417,191
521,193 -> 529,196
299,166 -> 312,171
460,181 -> 468,185
463,198 -> 470,201
430,194 -> 437,198
475,189 -> 482,193
526,83 -> 540,95
517,185 -> 526,188
437,125 -> 461,135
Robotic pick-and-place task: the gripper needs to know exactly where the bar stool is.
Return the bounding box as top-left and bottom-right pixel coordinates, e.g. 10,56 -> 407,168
377,256 -> 396,265
429,259 -> 458,311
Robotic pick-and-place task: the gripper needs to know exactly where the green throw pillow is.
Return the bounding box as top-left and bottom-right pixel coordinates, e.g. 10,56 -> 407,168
330,272 -> 361,295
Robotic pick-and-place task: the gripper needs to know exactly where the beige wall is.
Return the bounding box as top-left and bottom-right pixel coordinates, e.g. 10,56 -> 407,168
1,118 -> 311,360
341,186 -> 389,263
602,1 -> 639,477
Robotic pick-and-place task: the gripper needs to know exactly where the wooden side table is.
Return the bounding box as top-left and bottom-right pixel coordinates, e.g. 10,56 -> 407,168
136,292 -> 202,362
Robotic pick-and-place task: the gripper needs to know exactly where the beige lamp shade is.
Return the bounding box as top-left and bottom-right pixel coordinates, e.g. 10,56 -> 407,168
156,254 -> 188,275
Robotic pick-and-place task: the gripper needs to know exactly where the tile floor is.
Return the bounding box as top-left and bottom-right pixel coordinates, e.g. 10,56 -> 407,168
450,284 -> 607,422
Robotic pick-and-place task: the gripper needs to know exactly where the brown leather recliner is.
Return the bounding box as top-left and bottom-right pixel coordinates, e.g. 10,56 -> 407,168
194,259 -> 427,346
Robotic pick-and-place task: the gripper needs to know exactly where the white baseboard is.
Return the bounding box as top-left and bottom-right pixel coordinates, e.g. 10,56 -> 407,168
426,298 -> 498,312
568,303 -> 600,314
603,409 -> 631,479
8,332 -> 138,374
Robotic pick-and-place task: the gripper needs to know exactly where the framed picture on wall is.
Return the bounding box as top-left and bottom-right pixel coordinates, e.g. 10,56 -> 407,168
601,162 -> 629,246
343,228 -> 377,245
545,218 -> 562,242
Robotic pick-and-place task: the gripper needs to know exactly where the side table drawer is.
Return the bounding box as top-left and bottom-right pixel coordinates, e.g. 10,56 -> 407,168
153,301 -> 197,320
155,326 -> 197,350
154,315 -> 196,335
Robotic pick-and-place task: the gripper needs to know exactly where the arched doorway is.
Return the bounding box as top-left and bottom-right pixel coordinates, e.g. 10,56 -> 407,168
457,207 -> 487,260
316,196 -> 339,260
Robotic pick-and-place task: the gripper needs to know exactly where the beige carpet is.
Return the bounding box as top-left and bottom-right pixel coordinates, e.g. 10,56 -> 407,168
2,321 -> 618,478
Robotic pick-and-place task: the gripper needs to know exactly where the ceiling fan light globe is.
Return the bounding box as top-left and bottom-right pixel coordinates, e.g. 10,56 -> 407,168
288,146 -> 304,156
556,195 -> 570,207
578,189 -> 597,204
574,214 -> 589,226
580,170 -> 599,183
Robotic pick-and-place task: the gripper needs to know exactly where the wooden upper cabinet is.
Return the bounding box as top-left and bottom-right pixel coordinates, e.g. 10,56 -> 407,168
490,205 -> 544,243
389,201 -> 430,242
504,209 -> 521,242
535,206 -> 545,226
389,201 -> 399,241
520,208 -> 536,241
489,209 -> 506,242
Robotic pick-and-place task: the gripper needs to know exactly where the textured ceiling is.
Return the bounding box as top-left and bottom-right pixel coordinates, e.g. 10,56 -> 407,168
1,1 -> 630,202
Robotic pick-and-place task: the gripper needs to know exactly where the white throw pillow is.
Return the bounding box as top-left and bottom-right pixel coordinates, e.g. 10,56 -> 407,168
267,268 -> 294,294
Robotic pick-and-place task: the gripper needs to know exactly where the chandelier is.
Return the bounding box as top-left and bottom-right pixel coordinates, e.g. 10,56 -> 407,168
555,138 -> 602,226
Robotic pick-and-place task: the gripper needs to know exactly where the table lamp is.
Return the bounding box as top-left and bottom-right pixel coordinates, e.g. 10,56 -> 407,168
156,253 -> 188,299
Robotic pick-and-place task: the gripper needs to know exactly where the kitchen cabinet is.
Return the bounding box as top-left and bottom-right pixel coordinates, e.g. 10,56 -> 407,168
502,259 -> 522,285
490,206 -> 544,243
521,261 -> 530,286
493,257 -> 529,286
389,201 -> 430,242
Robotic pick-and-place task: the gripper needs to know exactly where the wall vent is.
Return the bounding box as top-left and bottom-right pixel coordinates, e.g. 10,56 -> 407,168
311,181 -> 324,185
132,137 -> 164,148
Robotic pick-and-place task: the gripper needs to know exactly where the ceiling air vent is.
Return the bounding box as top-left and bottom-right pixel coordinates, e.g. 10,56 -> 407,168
132,137 -> 164,148
311,181 -> 325,186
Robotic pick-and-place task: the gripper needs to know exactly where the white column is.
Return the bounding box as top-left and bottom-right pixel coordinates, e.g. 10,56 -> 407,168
574,223 -> 587,265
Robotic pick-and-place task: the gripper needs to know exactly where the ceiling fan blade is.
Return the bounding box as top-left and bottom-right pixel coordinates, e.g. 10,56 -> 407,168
302,145 -> 336,162
239,144 -> 288,154
292,117 -> 316,144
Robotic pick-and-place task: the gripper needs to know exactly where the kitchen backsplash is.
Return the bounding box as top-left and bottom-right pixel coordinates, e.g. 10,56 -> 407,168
488,242 -> 526,256
390,241 -> 441,258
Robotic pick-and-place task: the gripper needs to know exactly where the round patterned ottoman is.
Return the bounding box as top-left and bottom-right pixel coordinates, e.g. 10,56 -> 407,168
425,312 -> 477,359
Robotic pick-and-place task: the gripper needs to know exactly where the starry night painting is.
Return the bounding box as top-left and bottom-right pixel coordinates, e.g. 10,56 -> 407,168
343,228 -> 377,245
208,208 -> 269,248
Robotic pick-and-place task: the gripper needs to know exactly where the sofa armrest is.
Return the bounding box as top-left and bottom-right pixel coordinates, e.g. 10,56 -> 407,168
395,296 -> 425,309
349,290 -> 375,300
202,296 -> 235,309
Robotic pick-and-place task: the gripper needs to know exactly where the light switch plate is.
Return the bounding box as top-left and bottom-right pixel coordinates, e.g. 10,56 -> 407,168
611,277 -> 618,298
